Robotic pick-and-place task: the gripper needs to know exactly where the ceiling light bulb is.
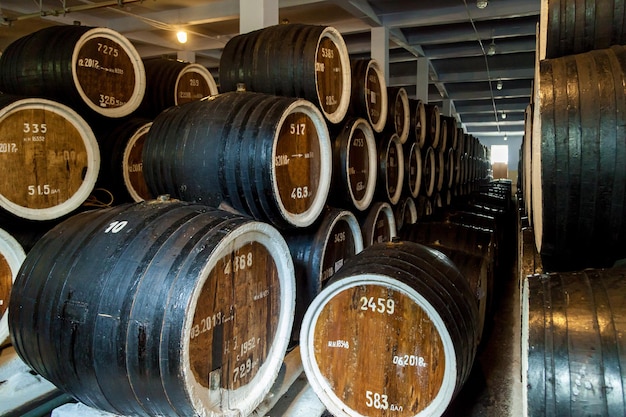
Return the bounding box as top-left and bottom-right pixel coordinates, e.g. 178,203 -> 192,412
176,30 -> 188,44
496,80 -> 503,90
477,0 -> 488,9
501,112 -> 507,119
503,135 -> 508,141
487,40 -> 496,56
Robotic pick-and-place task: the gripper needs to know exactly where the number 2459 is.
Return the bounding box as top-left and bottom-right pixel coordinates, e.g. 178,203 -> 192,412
359,296 -> 395,315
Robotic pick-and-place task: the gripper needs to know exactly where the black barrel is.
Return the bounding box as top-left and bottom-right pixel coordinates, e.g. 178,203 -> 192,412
9,198 -> 295,417
300,241 -> 479,417
375,133 -> 404,205
0,95 -> 100,221
422,146 -> 437,198
349,59 -> 388,133
328,117 -> 377,211
142,91 -> 332,229
284,208 -> 363,341
394,195 -> 418,232
219,24 -> 351,124
533,45 -> 626,270
386,87 -> 410,144
137,58 -> 218,118
409,98 -> 427,148
94,117 -> 154,203
438,116 -> 448,152
404,140 -> 422,199
424,104 -> 441,149
0,26 -> 145,118
522,268 -> 626,416
359,201 -> 397,247
542,0 -> 626,59
0,227 -> 26,346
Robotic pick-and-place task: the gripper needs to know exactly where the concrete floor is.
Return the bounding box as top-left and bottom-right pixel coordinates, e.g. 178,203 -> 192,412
443,210 -> 531,417
442,252 -> 522,416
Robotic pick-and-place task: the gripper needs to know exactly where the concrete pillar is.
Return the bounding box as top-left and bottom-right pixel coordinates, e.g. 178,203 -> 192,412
371,26 -> 389,84
441,99 -> 453,116
416,57 -> 429,102
177,51 -> 196,63
240,0 -> 278,33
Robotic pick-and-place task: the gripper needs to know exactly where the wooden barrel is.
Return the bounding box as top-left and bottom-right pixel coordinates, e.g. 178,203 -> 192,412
375,133 -> 404,205
403,141 -> 422,199
95,117 -> 154,203
400,220 -> 496,330
218,23 -> 351,124
142,91 -> 332,229
541,0 -> 626,59
137,58 -> 218,118
0,228 -> 26,346
424,104 -> 441,149
0,96 -> 100,221
394,196 -> 418,233
0,26 -> 145,118
532,45 -> 626,270
386,87 -> 410,143
438,116 -> 448,151
409,98 -> 427,148
349,59 -> 388,133
284,208 -> 363,341
435,146 -> 446,192
399,221 -> 496,272
446,148 -> 457,190
522,268 -> 626,417
447,121 -> 459,151
329,117 -> 377,211
422,146 -> 437,198
415,196 -> 434,218
300,241 -> 478,417
359,201 -> 397,247
427,244 -> 489,343
8,198 -> 295,417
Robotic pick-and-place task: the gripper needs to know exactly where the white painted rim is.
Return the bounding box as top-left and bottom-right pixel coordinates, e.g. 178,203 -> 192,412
362,202 -> 397,246
174,63 -> 219,105
72,27 -> 146,117
122,121 -> 153,202
0,228 -> 26,346
315,210 -> 365,281
436,147 -> 445,192
416,100 -> 427,148
408,142 -> 422,198
531,59 -> 543,253
349,118 -> 378,212
317,26 -> 351,124
387,134 -> 405,205
425,147 -> 436,197
300,274 -> 458,417
0,98 -> 100,220
182,221 -> 295,416
271,99 -> 332,228
367,59 -> 388,133
395,87 -> 411,144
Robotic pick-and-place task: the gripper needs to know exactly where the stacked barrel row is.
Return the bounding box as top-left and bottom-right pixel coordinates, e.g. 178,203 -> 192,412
519,1 -> 626,272
0,25 -> 220,348
300,179 -> 515,416
2,22 -> 496,417
0,25 -> 219,223
0,24 -> 305,417
520,2 -> 626,417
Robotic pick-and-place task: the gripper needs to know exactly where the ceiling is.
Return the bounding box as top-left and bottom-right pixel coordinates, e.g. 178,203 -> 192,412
0,0 -> 540,149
